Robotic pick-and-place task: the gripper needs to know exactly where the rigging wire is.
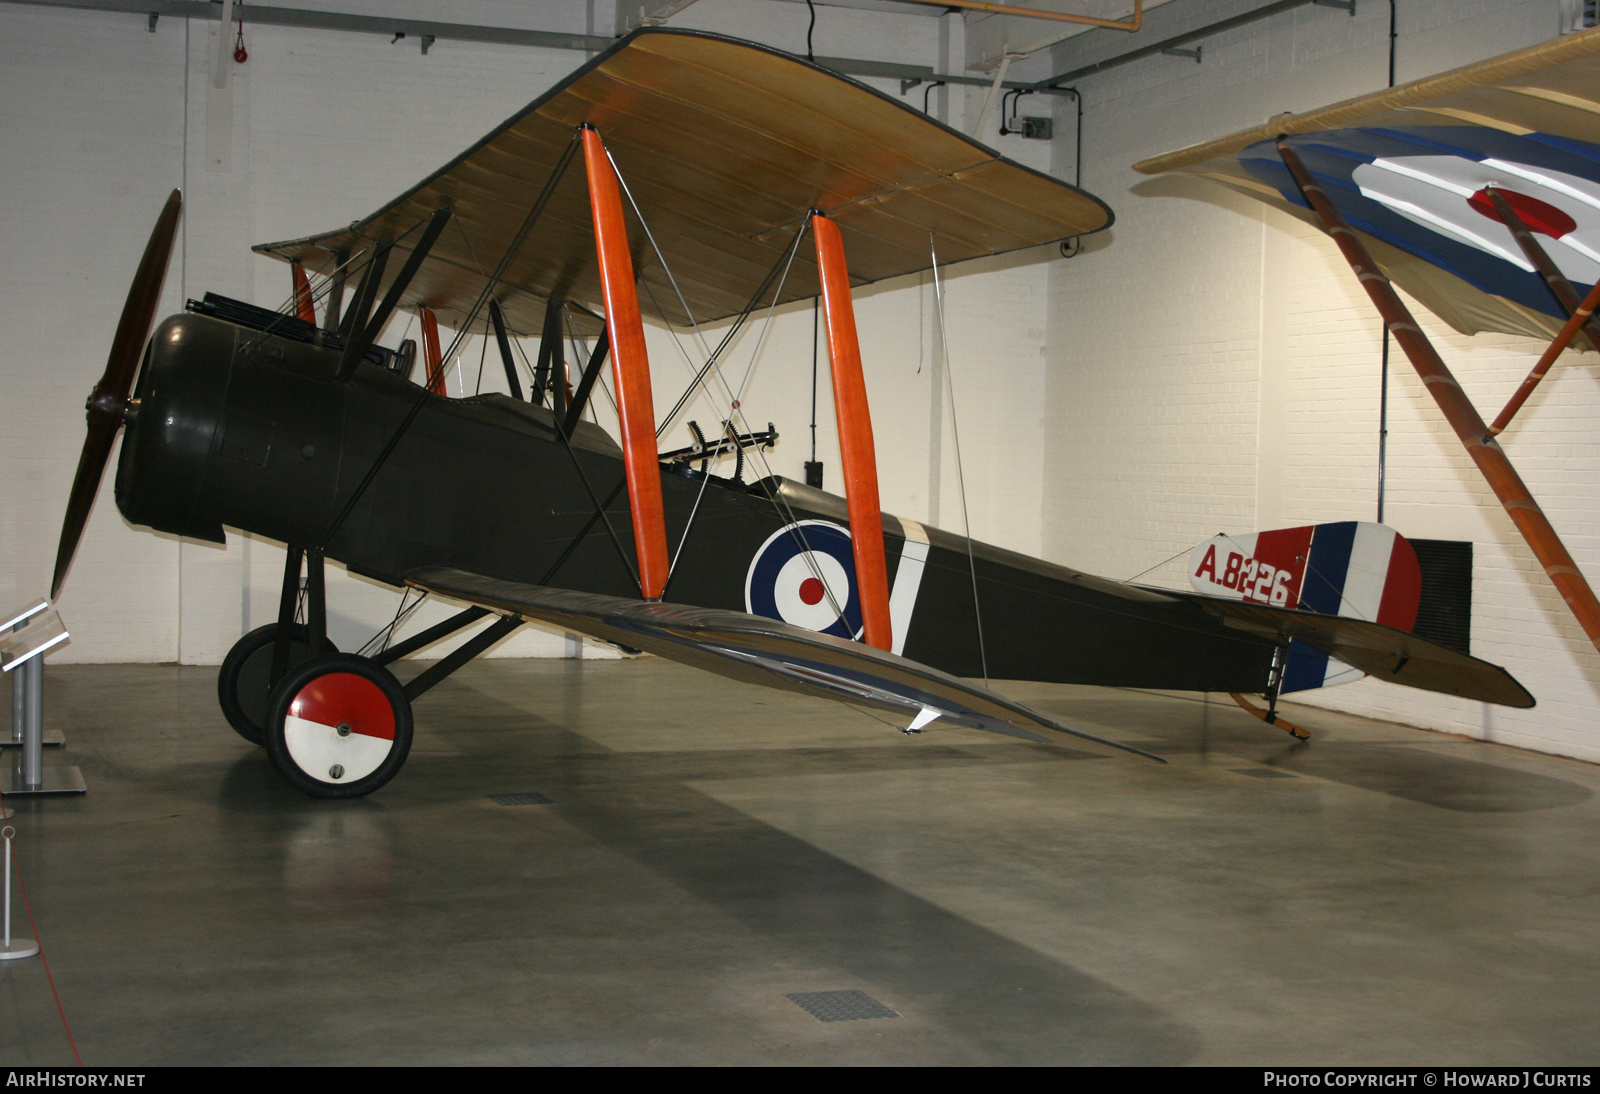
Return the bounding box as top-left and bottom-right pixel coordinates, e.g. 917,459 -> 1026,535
360,587 -> 429,657
653,220 -> 811,438
604,145 -> 715,361
732,231 -> 807,407
601,144 -> 844,620
601,141 -> 808,448
930,235 -> 990,685
667,219 -> 807,586
601,152 -> 839,613
1121,545 -> 1194,584
315,132 -> 581,550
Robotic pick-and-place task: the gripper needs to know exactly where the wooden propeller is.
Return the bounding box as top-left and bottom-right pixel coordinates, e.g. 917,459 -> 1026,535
51,189 -> 182,600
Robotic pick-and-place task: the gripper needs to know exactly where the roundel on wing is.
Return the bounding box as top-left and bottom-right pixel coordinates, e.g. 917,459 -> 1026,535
1236,127 -> 1600,321
745,520 -> 862,639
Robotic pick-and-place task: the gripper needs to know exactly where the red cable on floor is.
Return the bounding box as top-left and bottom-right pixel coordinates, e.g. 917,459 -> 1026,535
1,788 -> 83,1066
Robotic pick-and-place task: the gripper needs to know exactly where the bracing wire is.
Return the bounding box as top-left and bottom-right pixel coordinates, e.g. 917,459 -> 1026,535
930,236 -> 989,684
598,139 -> 848,621
360,588 -> 429,657
602,142 -> 806,443
1121,545 -> 1195,585
667,217 -> 807,586
653,222 -> 807,438
316,131 -> 581,549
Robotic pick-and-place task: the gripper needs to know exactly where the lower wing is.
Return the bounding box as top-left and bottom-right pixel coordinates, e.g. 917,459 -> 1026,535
407,565 -> 1164,763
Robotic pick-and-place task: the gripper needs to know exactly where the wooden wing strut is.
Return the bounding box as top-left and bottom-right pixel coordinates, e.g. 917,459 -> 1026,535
811,212 -> 892,651
418,306 -> 447,398
1277,140 -> 1600,652
290,260 -> 316,324
582,125 -> 669,601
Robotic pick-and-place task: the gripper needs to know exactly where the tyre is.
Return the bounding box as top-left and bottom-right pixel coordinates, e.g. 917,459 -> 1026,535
263,653 -> 413,799
217,623 -> 338,745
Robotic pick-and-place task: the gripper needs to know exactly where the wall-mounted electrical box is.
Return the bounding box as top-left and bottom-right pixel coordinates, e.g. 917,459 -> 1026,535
1019,116 -> 1052,140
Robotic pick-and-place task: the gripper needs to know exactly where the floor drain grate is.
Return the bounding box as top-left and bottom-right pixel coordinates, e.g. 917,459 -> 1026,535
489,792 -> 554,806
786,989 -> 899,1023
1234,768 -> 1295,779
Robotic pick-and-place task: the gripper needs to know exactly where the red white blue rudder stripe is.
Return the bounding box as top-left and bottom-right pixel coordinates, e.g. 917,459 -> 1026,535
1188,522 -> 1423,692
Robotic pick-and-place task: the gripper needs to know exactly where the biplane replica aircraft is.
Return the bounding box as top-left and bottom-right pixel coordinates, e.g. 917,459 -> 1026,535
50,28 -> 1535,799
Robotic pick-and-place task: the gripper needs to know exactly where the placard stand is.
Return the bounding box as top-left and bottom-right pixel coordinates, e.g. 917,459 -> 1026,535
1,601 -> 84,797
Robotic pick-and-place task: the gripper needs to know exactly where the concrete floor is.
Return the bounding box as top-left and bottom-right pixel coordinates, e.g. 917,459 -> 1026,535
2,656 -> 1598,1065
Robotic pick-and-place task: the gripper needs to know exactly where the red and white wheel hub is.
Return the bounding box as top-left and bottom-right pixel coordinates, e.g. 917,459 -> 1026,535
284,671 -> 397,784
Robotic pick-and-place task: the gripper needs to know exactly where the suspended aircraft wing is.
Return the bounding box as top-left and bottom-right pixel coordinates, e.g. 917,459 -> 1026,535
406,565 -> 1164,762
1133,27 -> 1600,341
1161,591 -> 1535,709
255,28 -> 1112,336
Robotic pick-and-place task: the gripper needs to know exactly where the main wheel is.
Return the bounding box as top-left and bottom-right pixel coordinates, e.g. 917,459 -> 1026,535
263,653 -> 412,799
217,623 -> 339,745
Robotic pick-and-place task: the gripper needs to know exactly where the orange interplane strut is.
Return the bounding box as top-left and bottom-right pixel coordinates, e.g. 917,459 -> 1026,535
418,306 -> 447,398
582,125 -> 669,601
1278,140 -> 1600,652
811,212 -> 893,651
291,260 -> 316,324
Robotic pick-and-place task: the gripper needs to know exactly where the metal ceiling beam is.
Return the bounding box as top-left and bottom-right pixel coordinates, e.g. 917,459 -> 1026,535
1034,0 -> 1328,88
5,0 -> 1079,95
6,0 -> 1075,94
899,0 -> 1143,31
4,0 -> 615,52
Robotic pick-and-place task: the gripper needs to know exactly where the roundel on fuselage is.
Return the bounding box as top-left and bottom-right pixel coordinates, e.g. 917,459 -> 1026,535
744,520 -> 862,640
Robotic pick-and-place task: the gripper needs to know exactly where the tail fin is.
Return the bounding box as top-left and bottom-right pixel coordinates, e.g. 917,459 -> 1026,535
1188,522 -> 1422,693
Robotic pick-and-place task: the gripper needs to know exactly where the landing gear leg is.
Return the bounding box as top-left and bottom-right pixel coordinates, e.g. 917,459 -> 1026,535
270,545 -> 306,685
1229,643 -> 1310,740
219,545 -> 338,745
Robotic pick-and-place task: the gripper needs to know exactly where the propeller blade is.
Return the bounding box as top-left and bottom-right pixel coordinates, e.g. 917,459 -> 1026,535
51,189 -> 182,600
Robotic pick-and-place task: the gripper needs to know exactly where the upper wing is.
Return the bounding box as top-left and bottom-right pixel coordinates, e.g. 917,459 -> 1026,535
255,28 -> 1113,337
407,564 -> 1163,762
1164,591 -> 1535,709
1134,27 -> 1600,341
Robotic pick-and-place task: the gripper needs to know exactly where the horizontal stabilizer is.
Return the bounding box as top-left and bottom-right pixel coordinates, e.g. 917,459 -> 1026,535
407,565 -> 1163,762
1168,593 -> 1534,709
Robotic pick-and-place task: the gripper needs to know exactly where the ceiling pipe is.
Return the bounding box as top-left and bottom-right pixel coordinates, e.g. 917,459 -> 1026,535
1034,0 -> 1314,89
897,0 -> 1142,32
